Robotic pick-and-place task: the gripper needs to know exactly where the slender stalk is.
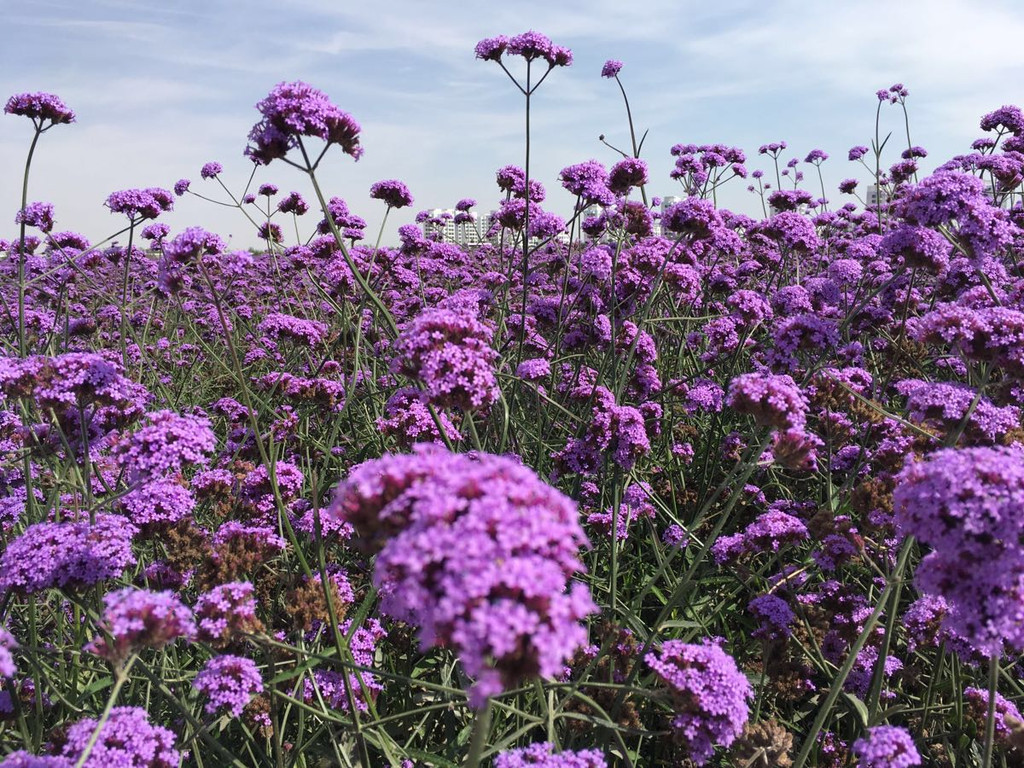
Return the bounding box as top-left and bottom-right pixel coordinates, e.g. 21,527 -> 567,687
16,127 -> 43,357
464,700 -> 492,768
981,654 -> 999,768
72,656 -> 138,768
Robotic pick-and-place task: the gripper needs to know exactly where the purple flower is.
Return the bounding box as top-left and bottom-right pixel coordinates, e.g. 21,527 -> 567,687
646,639 -> 752,766
302,619 -> 386,712
839,178 -> 859,194
390,305 -> 500,411
804,148 -> 829,164
662,197 -> 723,239
194,581 -> 262,647
246,81 -> 362,165
727,372 -> 808,430
0,514 -> 137,595
0,626 -> 17,677
980,105 -> 1024,136
277,191 -> 309,215
200,161 -> 222,179
15,202 -> 55,233
894,446 -> 1024,653
894,378 -> 1019,445
258,312 -> 329,347
475,35 -> 509,61
4,92 -> 75,126
505,31 -> 573,67
607,157 -> 648,195
455,198 -> 476,211
376,387 -> 463,448
87,587 -> 195,661
194,655 -> 264,717
327,445 -> 595,707
0,752 -> 70,767
257,182 -> 278,197
59,706 -> 180,767
601,60 -> 623,78
559,160 -> 615,206
173,178 -> 190,196
748,594 -> 794,640
851,725 -> 920,768
114,409 -> 215,484
964,686 -> 1024,743
849,145 -> 870,161
105,187 -> 174,221
495,742 -> 607,767
370,179 -> 414,209
120,478 -> 196,528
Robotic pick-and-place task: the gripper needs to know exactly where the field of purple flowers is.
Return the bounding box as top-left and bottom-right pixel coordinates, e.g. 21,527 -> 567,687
2,29 -> 1024,768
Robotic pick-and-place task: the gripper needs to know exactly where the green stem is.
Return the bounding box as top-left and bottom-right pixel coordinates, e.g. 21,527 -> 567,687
73,656 -> 138,768
464,700 -> 492,768
16,127 -> 43,357
981,654 -> 999,768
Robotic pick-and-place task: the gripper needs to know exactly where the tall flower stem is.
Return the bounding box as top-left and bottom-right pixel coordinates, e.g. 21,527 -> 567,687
16,128 -> 43,357
981,655 -> 999,768
465,700 -> 492,768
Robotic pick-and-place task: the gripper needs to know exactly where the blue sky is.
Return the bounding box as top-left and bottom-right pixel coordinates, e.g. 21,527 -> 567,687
2,0 -> 1023,249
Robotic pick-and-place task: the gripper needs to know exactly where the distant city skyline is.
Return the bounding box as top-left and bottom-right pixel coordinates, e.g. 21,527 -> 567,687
2,0 -> 1023,250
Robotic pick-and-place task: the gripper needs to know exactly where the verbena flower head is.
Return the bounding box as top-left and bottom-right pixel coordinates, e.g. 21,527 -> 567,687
15,202 -> 55,233
607,157 -> 649,196
87,587 -> 195,662
559,160 -> 615,206
327,444 -> 595,707
474,35 -> 509,61
246,81 -> 362,165
495,742 -> 607,767
963,687 -> 1024,743
390,305 -> 500,411
105,188 -> 174,221
645,639 -> 752,765
851,725 -> 921,767
0,752 -> 70,766
114,409 -> 215,484
4,92 -> 75,126
601,60 -> 623,78
0,626 -> 18,677
194,581 -> 262,647
59,706 -> 179,767
200,161 -> 222,179
506,31 -> 572,67
0,514 -> 137,595
277,191 -> 309,214
369,179 -> 414,209
194,655 -> 264,717
727,372 -> 808,430
894,446 -> 1024,654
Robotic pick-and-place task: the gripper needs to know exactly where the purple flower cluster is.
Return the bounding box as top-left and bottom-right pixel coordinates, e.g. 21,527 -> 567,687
894,446 -> 1024,654
726,372 -> 808,430
302,618 -> 387,713
193,581 -> 262,647
246,81 -> 362,165
87,587 -> 195,662
327,445 -> 595,706
4,92 -> 75,125
257,312 -> 329,347
0,626 -> 17,677
0,352 -> 147,414
645,639 -> 752,766
376,387 -> 463,447
894,378 -> 1020,445
495,743 -> 607,768
851,725 -> 921,768
475,31 -> 573,68
114,409 -> 215,483
15,202 -> 55,233
963,686 -> 1023,743
390,305 -> 500,411
58,706 -> 180,767
0,514 -> 137,595
105,188 -> 174,221
369,179 -> 414,209
194,654 -> 264,717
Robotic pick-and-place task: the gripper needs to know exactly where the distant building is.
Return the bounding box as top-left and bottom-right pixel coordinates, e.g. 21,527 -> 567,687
421,208 -> 487,246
